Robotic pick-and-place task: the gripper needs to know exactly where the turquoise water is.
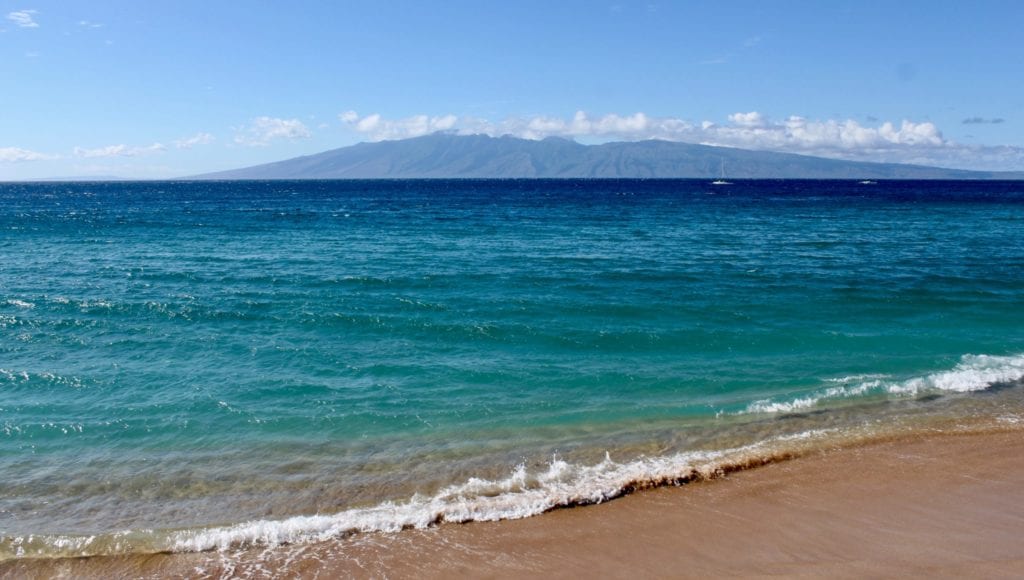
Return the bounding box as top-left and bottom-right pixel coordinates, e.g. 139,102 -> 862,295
2,179 -> 1024,558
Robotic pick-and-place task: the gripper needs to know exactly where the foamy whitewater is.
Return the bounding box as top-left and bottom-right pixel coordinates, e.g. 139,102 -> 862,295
2,179 -> 1023,562
744,354 -> 1024,414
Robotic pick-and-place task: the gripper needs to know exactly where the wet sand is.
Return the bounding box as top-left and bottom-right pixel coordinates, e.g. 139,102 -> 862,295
326,429 -> 1024,579
3,428 -> 1022,578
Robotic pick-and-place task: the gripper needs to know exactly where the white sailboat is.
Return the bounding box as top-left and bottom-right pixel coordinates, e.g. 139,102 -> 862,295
712,160 -> 731,185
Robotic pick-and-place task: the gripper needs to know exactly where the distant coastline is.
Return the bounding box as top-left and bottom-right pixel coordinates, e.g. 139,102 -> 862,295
186,134 -> 1024,181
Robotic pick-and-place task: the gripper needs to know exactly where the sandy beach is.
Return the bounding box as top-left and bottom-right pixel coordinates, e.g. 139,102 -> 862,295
315,428 -> 1024,579
4,426 -> 1021,579
4,1 -> 1023,577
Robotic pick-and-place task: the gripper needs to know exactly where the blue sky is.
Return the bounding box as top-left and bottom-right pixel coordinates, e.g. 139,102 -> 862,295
2,0 -> 1022,179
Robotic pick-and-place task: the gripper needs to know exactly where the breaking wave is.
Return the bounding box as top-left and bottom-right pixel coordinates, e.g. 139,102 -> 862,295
745,354 -> 1024,415
3,429 -> 833,560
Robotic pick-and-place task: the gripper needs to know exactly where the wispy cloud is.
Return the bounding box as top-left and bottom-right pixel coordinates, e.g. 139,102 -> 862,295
73,143 -> 166,158
339,110 -> 1024,171
77,20 -> 102,28
698,56 -> 729,66
7,9 -> 38,28
962,117 -> 1005,125
0,146 -> 57,162
233,117 -> 310,146
174,132 -> 215,149
701,33 -> 765,66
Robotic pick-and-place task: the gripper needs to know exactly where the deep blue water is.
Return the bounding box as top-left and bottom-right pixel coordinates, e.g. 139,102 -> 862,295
2,179 -> 1024,557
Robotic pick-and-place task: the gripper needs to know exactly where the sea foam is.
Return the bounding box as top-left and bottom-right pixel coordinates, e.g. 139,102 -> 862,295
168,429 -> 828,553
1,429 -> 833,560
745,353 -> 1024,415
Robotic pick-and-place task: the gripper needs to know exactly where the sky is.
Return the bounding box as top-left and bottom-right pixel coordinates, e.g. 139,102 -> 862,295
2,0 -> 1023,179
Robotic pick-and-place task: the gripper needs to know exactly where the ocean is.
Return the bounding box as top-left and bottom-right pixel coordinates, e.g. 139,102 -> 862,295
2,179 -> 1023,563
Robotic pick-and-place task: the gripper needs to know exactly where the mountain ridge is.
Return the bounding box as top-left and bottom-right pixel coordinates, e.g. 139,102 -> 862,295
189,133 -> 1024,180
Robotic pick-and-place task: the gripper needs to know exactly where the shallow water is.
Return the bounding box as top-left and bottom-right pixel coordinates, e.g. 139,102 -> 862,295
2,179 -> 1023,559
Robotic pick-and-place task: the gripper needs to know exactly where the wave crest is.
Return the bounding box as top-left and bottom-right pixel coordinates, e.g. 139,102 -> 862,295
2,430 -> 831,560
169,429 -> 824,553
746,353 -> 1024,415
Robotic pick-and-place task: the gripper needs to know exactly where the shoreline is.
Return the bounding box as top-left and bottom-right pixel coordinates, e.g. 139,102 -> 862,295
309,428 -> 1024,578
4,426 -> 1022,578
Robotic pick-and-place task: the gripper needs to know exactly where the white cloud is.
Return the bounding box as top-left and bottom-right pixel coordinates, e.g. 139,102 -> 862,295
0,147 -> 56,162
234,117 -> 311,146
7,10 -> 38,28
174,132 -> 215,149
701,115 -> 948,156
78,20 -> 102,28
339,111 -> 459,141
338,110 -> 1024,171
727,111 -> 765,127
73,143 -> 166,158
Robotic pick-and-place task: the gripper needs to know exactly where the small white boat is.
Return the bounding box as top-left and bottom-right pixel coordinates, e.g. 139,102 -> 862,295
712,160 -> 732,185
859,180 -> 877,185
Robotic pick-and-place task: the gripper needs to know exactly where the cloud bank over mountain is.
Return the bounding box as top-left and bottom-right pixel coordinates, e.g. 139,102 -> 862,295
338,110 -> 1022,172
192,132 -> 1022,181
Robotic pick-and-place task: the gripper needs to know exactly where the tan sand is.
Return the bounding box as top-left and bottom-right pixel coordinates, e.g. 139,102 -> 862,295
321,429 -> 1024,579
3,429 -> 1022,578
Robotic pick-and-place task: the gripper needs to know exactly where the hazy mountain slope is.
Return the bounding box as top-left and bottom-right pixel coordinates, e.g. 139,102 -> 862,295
190,133 -> 1022,179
